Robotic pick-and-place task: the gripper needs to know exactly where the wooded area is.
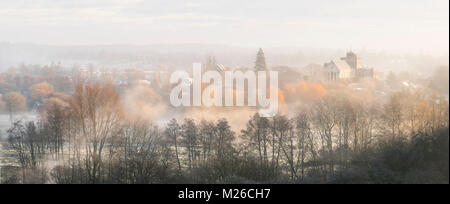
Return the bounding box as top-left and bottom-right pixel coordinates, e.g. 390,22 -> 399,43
1,81 -> 448,184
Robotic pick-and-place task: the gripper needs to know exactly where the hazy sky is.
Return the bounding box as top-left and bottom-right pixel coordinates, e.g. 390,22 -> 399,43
0,0 -> 448,56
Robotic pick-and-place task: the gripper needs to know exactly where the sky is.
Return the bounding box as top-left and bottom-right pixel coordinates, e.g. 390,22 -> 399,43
0,0 -> 448,56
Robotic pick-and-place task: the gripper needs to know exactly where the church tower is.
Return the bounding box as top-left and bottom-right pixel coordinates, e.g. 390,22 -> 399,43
341,51 -> 362,70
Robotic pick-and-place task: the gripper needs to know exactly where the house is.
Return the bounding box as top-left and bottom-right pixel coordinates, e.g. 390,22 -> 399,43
271,66 -> 304,85
301,64 -> 327,82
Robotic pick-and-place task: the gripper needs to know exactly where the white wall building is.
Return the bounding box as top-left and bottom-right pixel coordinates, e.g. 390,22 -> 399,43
324,52 -> 377,81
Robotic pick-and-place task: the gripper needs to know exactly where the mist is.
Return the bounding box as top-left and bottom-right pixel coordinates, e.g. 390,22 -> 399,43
0,0 -> 448,185
1,43 -> 448,76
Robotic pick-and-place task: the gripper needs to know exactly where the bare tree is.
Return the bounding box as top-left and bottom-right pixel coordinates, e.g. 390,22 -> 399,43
164,119 -> 182,176
70,82 -> 123,183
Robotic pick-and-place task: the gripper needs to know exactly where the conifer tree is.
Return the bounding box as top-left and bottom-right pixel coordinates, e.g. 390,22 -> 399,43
255,48 -> 268,71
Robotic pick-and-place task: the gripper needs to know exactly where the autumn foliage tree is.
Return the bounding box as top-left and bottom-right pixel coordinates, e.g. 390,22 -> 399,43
3,92 -> 27,122
29,82 -> 54,100
283,82 -> 327,104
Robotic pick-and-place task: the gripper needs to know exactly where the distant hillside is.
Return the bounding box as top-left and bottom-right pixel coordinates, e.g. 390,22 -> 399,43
0,43 -> 448,74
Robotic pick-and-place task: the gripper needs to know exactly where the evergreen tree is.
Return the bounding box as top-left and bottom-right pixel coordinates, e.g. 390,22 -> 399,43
255,48 -> 267,71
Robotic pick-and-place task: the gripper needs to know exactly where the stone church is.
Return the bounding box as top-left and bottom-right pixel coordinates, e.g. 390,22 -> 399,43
324,52 -> 377,81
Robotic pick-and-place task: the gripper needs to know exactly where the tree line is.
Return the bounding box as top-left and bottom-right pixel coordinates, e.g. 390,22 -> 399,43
1,82 -> 448,184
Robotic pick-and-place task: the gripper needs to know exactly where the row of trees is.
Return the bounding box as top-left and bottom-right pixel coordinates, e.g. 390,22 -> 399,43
0,82 -> 60,122
1,63 -> 73,94
1,81 -> 448,184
